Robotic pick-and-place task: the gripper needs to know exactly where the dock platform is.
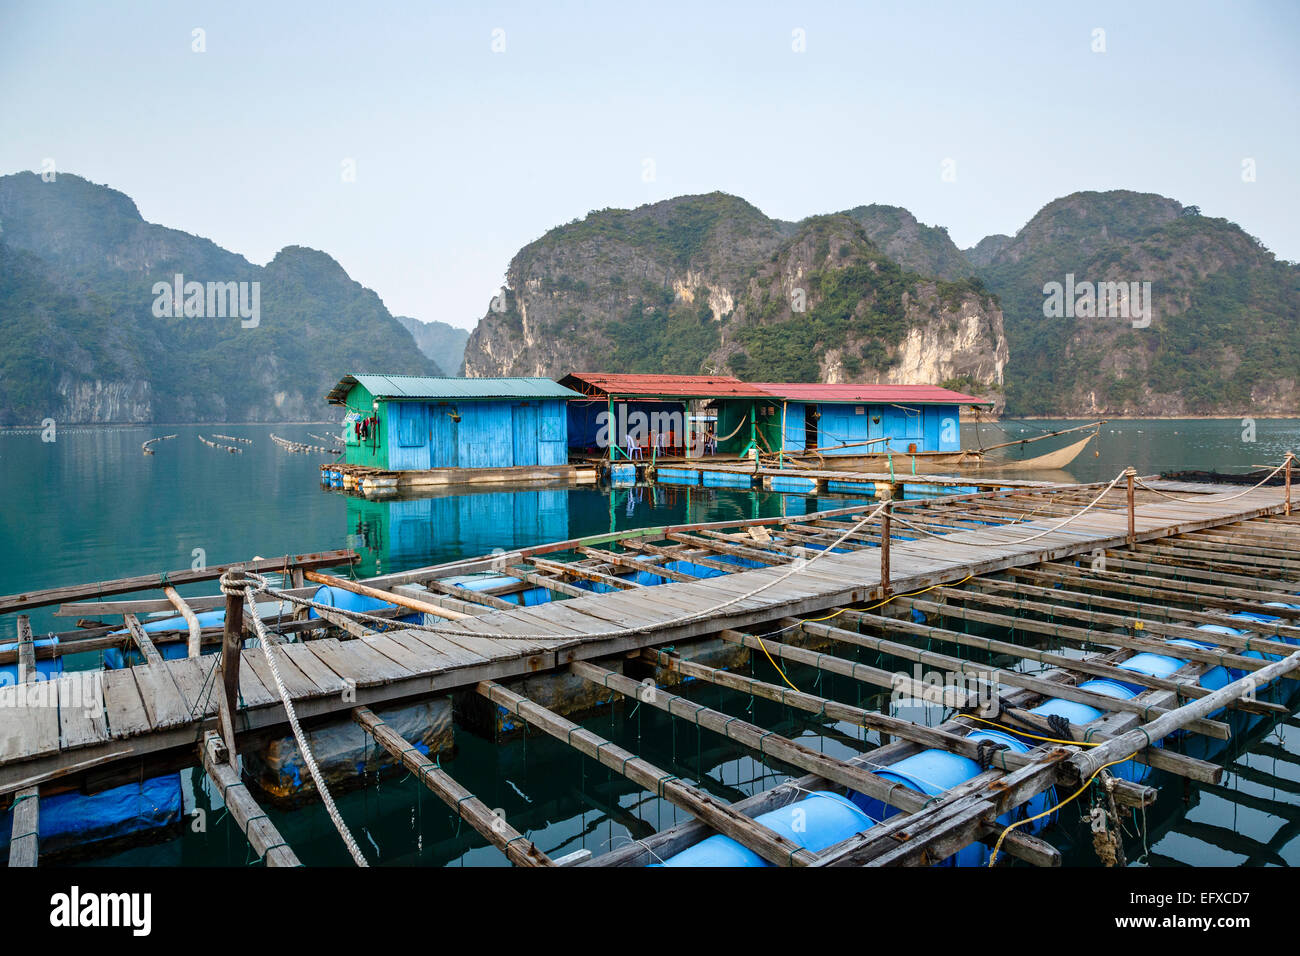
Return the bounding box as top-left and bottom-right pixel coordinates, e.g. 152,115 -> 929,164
2,462 -> 1297,867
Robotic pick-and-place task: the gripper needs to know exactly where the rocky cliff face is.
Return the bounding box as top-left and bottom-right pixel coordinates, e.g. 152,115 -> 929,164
464,195 -> 1007,409
0,172 -> 437,424
973,190 -> 1300,416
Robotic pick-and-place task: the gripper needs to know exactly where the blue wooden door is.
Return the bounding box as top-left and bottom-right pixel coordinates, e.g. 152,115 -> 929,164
430,405 -> 459,468
512,404 -> 539,466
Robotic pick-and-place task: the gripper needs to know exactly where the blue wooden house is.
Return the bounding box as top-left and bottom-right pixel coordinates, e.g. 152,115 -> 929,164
326,374 -> 581,471
714,383 -> 992,457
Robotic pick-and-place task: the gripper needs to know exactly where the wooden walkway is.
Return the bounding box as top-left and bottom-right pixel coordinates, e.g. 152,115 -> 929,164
0,480 -> 1290,801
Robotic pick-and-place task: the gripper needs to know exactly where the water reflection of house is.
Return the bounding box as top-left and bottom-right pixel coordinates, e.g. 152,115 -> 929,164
344,487 -> 570,577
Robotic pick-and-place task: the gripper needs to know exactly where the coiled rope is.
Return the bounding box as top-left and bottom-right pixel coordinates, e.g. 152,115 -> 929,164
220,571 -> 369,866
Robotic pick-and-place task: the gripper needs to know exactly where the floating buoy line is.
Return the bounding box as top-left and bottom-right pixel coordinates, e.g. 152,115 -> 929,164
199,434 -> 242,454
141,434 -> 178,455
271,433 -> 341,455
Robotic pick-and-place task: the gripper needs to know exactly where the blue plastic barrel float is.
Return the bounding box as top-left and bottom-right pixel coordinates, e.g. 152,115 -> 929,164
653,791 -> 874,867
0,636 -> 62,682
438,573 -> 554,607
653,593 -> 1300,867
845,728 -> 1056,866
309,584 -> 423,623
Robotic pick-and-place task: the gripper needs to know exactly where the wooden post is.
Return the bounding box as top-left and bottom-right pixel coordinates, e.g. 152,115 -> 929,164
880,500 -> 891,595
217,574 -> 244,758
9,615 -> 38,867
1125,466 -> 1136,549
1286,453 -> 1293,516
199,733 -> 300,866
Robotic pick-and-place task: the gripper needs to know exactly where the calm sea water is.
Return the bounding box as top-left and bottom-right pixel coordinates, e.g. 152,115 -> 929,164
1,418 -> 1297,867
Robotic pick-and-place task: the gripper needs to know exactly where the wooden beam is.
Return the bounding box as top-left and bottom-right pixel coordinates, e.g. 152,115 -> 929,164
0,550 -> 358,615
352,706 -> 553,867
420,577 -> 517,611
476,680 -> 820,866
198,733 -> 300,866
1071,651 -> 1300,780
571,659 -> 987,823
798,619 -> 1232,740
303,571 -> 469,621
123,613 -> 165,666
8,616 -> 38,867
217,585 -> 244,758
577,548 -> 701,583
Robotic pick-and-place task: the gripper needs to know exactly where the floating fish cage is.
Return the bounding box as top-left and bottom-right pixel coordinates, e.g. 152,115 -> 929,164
1,469 -> 1297,867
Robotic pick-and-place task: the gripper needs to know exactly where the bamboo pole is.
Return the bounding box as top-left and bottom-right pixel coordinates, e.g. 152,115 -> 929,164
303,570 -> 468,621
1071,651 -> 1300,779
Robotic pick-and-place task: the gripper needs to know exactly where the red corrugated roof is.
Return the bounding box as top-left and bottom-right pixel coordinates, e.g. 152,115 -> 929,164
752,382 -> 992,405
558,372 -> 773,399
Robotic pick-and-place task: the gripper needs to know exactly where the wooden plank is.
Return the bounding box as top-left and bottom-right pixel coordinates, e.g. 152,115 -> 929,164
397,633 -> 489,668
307,638 -> 412,688
279,642 -> 350,696
242,646 -> 320,701
360,634 -> 445,674
56,671 -> 109,750
167,657 -> 220,718
123,613 -> 165,666
235,653 -> 278,708
9,619 -> 41,866
101,666 -> 152,739
131,662 -> 192,729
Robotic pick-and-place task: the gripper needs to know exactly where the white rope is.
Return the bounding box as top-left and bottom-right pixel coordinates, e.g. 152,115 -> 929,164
1133,456 -> 1292,503
242,501 -> 891,644
222,572 -> 369,866
889,470 -> 1128,547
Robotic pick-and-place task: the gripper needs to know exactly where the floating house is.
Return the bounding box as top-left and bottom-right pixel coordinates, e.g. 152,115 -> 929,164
326,374 -> 582,471
558,372 -> 773,459
713,383 -> 993,457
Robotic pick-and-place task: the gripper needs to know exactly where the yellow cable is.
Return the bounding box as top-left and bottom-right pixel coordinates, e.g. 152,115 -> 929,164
754,635 -> 802,693
751,574 -> 975,693
953,713 -> 1102,748
987,755 -> 1134,866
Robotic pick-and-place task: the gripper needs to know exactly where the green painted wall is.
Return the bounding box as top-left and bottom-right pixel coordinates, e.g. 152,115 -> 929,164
339,382 -> 390,468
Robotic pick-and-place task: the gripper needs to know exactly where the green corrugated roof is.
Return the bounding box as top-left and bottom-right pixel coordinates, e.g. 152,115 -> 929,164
327,374 -> 582,404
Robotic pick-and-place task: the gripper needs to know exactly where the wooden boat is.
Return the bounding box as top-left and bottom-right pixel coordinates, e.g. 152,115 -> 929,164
768,421 -> 1104,473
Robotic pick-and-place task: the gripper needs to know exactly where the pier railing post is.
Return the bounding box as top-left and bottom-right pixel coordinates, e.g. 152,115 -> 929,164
880,500 -> 892,596
1286,453 -> 1294,516
217,570 -> 245,758
1125,467 -> 1136,549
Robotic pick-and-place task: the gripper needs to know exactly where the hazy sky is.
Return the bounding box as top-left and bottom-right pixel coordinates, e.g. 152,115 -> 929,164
2,1 -> 1297,330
